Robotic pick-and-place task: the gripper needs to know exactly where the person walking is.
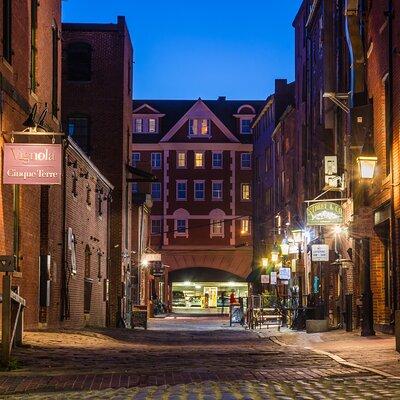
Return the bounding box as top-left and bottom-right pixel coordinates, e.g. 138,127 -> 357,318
220,291 -> 226,315
230,290 -> 236,305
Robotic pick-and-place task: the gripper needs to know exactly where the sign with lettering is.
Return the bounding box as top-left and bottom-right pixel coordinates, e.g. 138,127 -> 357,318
260,274 -> 270,284
311,244 -> 330,262
279,267 -> 291,280
306,202 -> 343,226
3,143 -> 62,185
270,271 -> 277,285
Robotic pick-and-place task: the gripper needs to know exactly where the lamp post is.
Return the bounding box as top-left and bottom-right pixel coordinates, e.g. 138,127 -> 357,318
357,137 -> 377,337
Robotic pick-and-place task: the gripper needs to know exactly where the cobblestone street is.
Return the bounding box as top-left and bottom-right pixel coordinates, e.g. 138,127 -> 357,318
0,316 -> 399,399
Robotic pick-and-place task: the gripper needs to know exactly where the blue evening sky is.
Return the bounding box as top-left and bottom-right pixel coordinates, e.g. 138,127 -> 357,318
63,1 -> 303,100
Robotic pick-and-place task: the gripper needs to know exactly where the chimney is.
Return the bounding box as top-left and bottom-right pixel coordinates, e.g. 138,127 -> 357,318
217,96 -> 226,101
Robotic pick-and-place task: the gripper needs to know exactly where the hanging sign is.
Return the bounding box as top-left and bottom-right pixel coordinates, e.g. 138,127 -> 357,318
270,272 -> 277,285
142,253 -> 162,262
311,244 -> 330,262
150,261 -> 165,276
306,201 -> 343,226
279,267 -> 291,280
261,274 -> 270,284
3,143 -> 62,185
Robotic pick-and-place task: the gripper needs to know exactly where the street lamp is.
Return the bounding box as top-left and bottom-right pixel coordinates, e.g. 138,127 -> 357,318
271,243 -> 280,263
261,258 -> 269,268
357,137 -> 377,179
280,239 -> 290,256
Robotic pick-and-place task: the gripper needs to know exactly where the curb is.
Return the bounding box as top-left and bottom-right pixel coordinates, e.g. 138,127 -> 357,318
268,335 -> 400,380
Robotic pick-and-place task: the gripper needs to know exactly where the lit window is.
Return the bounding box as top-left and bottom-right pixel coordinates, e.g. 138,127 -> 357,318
241,218 -> 250,235
241,183 -> 251,200
149,118 -> 157,133
189,119 -> 210,136
241,153 -> 251,169
176,219 -> 187,234
151,153 -> 162,169
151,219 -> 161,235
132,152 -> 140,167
177,181 -> 187,200
194,181 -> 205,200
212,152 -> 223,168
135,118 -> 143,133
194,152 -> 204,168
212,182 -> 223,200
211,220 -> 224,236
240,119 -> 252,134
151,182 -> 161,200
177,151 -> 186,168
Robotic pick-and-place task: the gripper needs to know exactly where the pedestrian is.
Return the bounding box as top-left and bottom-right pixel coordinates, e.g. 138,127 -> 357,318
230,290 -> 236,305
220,291 -> 226,315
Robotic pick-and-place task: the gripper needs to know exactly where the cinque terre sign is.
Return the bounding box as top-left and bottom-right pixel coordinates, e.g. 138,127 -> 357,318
306,201 -> 343,226
3,143 -> 62,185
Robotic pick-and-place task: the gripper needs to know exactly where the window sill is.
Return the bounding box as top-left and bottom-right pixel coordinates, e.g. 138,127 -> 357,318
187,135 -> 212,139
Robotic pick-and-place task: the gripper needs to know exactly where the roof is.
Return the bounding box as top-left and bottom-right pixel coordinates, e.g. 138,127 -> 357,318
132,99 -> 266,143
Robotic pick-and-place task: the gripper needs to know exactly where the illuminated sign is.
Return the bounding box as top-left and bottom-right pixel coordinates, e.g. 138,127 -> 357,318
311,244 -> 330,262
306,202 -> 343,226
3,143 -> 62,185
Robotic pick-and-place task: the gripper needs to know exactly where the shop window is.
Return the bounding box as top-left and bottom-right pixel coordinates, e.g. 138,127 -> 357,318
66,42 -> 92,81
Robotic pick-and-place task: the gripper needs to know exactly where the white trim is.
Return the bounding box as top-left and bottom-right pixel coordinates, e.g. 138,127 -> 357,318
211,151 -> 223,169
133,103 -> 161,114
160,99 -> 239,143
150,218 -> 162,236
176,179 -> 187,201
194,150 -> 205,168
240,152 -> 252,170
173,209 -> 189,238
237,104 -> 256,114
132,143 -> 252,151
212,180 -> 223,201
210,219 -> 224,238
193,180 -> 205,201
151,182 -> 162,201
240,217 -> 251,236
239,117 -> 253,134
176,150 -> 187,169
151,152 -> 162,169
241,183 -> 251,201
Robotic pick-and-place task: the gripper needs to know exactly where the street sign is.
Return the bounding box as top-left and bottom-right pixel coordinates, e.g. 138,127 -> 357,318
306,202 -> 343,226
270,272 -> 277,285
261,274 -> 270,284
279,267 -> 291,280
3,143 -> 62,185
311,244 -> 330,262
0,256 -> 15,272
142,253 -> 162,262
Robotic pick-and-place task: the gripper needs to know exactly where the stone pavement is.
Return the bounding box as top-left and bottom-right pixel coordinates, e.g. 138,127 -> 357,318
0,316 -> 398,399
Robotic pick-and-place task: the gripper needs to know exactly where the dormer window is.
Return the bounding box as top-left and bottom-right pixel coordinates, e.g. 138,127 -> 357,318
134,118 -> 158,133
241,119 -> 252,134
189,119 -> 210,137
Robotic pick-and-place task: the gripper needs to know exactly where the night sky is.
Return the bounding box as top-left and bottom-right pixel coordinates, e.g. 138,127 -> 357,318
62,0 -> 303,100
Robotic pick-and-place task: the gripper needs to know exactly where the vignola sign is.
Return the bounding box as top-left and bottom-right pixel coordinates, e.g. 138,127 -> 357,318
3,143 -> 62,185
306,201 -> 344,226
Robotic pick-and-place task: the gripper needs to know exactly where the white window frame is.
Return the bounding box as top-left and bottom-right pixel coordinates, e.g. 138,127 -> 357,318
175,219 -> 188,237
176,180 -> 187,201
212,180 -> 223,201
212,151 -> 223,169
135,118 -> 143,133
241,153 -> 251,169
148,118 -> 157,133
194,180 -> 205,201
240,218 -> 251,236
241,183 -> 251,201
240,118 -> 252,134
132,152 -> 141,167
177,151 -> 187,169
188,118 -> 211,137
151,218 -> 162,235
210,219 -> 224,238
151,182 -> 161,201
151,152 -> 162,169
194,151 -> 205,168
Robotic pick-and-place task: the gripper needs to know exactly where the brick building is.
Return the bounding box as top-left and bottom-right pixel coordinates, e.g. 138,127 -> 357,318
132,98 -> 264,310
61,17 -> 134,326
0,0 -> 62,329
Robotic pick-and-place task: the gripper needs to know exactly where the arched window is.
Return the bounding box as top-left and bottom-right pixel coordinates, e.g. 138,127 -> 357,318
66,42 -> 92,81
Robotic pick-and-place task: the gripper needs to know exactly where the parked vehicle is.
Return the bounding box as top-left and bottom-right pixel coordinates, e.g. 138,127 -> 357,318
172,291 -> 186,307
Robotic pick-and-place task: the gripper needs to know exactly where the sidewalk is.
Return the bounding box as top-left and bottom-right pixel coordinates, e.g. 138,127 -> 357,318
258,327 -> 400,378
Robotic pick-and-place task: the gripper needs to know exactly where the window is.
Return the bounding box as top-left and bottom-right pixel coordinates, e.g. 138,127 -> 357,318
135,118 -> 143,133
132,182 -> 139,193
211,220 -> 224,237
96,187 -> 104,216
151,153 -> 162,169
212,152 -> 223,168
52,23 -> 59,117
67,116 -> 90,154
149,118 -> 157,133
151,182 -> 161,200
240,119 -> 252,134
241,183 -> 251,200
212,181 -> 223,200
241,153 -> 251,169
177,181 -> 187,200
132,152 -> 140,167
84,245 -> 93,314
194,152 -> 204,168
72,172 -> 78,197
189,119 -> 210,136
176,219 -> 187,235
66,42 -> 92,81
3,0 -> 12,64
194,181 -> 205,200
265,146 -> 272,172
177,151 -> 186,168
151,219 -> 161,235
30,0 -> 38,92
241,218 -> 250,235
86,185 -> 92,206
